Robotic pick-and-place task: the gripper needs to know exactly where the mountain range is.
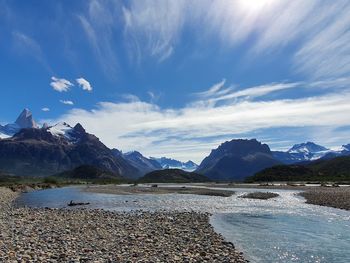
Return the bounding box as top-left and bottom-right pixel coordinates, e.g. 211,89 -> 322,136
246,156 -> 350,182
0,109 -> 197,178
149,157 -> 198,171
196,139 -> 350,181
0,120 -> 139,177
0,109 -> 349,181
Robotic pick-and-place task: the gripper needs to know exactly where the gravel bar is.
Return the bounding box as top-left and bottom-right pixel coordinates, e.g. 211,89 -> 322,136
239,192 -> 279,200
0,187 -> 247,262
84,185 -> 235,197
300,187 -> 350,211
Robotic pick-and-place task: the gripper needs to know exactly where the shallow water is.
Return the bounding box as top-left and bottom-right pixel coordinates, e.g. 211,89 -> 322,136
16,186 -> 350,263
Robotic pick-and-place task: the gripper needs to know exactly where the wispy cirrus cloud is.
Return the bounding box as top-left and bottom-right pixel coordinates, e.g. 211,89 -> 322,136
12,31 -> 52,72
122,0 -> 186,63
119,0 -> 350,78
41,107 -> 50,112
293,2 -> 350,79
78,0 -> 120,77
47,79 -> 350,162
193,80 -> 301,106
50,77 -> 74,92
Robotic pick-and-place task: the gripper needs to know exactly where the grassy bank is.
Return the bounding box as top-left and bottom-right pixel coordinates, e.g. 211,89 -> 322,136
0,175 -> 134,192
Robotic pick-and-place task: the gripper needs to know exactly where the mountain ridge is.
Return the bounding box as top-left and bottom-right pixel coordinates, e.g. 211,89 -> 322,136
150,157 -> 198,171
246,156 -> 350,182
196,139 -> 281,181
1,109 -> 349,181
0,119 -> 140,178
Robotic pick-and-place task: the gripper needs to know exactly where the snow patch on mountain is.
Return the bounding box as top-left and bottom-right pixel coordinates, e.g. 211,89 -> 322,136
47,122 -> 74,139
286,142 -> 331,161
0,130 -> 11,139
341,144 -> 350,152
287,142 -> 328,154
151,157 -> 198,172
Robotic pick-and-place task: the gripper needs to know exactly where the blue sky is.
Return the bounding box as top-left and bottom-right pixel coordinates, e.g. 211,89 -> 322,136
1,0 -> 350,162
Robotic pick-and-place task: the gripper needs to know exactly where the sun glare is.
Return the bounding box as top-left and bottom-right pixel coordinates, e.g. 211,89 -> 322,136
239,0 -> 275,12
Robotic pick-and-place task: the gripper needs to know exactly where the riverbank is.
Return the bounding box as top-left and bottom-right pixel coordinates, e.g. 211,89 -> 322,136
0,187 -> 246,262
84,184 -> 235,197
300,187 -> 350,211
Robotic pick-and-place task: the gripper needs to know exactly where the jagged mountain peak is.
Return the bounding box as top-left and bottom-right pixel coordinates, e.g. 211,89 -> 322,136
15,108 -> 38,129
73,123 -> 86,133
211,138 -> 271,157
47,122 -> 85,143
287,142 -> 328,153
42,123 -> 49,129
197,138 -> 279,181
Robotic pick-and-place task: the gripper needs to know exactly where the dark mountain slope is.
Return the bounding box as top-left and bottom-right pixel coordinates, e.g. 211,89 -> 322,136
0,124 -> 140,178
122,151 -> 162,176
196,139 -> 281,181
56,165 -> 123,180
246,156 -> 350,182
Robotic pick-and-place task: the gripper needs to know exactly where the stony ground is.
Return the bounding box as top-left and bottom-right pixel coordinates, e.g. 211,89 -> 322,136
300,187 -> 350,211
0,187 -> 247,263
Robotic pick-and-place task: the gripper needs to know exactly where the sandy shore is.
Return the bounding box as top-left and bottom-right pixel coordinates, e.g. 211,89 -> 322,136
85,185 -> 235,197
299,187 -> 350,211
0,187 -> 246,262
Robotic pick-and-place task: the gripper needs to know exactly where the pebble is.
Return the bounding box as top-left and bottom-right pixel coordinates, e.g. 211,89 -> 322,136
0,187 -> 247,262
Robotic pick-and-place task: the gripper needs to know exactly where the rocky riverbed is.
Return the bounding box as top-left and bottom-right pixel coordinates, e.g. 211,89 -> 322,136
300,187 -> 350,211
84,184 -> 235,197
0,187 -> 246,262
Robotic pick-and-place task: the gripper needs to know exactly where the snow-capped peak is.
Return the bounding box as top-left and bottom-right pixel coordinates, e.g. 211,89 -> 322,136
150,157 -> 198,172
287,142 -> 328,154
47,122 -> 74,140
0,108 -> 39,139
46,122 -> 87,143
15,108 -> 38,129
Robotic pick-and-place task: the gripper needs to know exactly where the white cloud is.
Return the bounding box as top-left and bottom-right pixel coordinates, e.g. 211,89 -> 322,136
47,79 -> 350,163
41,107 -> 50,112
60,100 -> 74,105
50,77 -> 74,92
76,78 -> 93,92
